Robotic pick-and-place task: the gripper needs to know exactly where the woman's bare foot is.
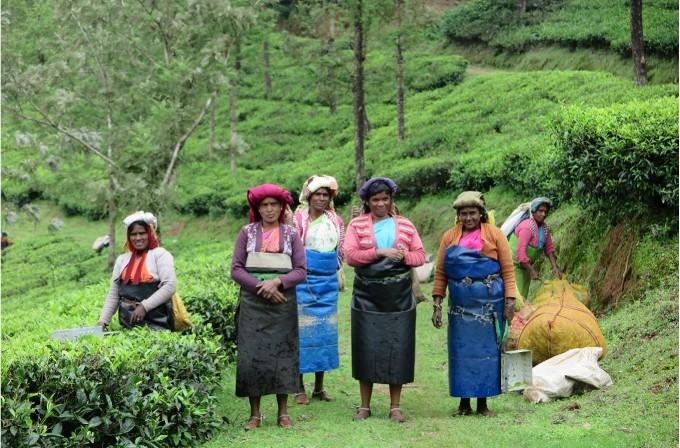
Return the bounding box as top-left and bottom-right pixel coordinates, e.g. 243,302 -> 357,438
476,398 -> 495,417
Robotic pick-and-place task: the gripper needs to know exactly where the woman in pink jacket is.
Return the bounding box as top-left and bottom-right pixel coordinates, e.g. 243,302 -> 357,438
343,177 -> 425,423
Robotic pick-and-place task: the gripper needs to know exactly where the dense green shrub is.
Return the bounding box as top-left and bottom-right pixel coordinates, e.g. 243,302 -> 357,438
1,331 -> 225,447
552,96 -> 678,218
384,157 -> 452,197
441,0 -> 679,56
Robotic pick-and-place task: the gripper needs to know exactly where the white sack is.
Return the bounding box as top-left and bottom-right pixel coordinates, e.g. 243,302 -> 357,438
500,202 -> 530,238
523,347 -> 613,404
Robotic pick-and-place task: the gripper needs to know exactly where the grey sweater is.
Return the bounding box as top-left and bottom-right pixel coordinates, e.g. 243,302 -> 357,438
98,247 -> 176,325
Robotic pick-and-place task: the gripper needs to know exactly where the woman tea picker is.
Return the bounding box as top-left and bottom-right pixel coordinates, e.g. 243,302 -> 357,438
431,192 -> 516,416
98,211 -> 176,330
343,177 -> 426,423
292,175 -> 345,405
510,197 -> 562,301
230,184 -> 306,430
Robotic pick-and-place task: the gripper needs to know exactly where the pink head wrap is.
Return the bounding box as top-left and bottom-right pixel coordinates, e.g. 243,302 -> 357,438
247,183 -> 293,223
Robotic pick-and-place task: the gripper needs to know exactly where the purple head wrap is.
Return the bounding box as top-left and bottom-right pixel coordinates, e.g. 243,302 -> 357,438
358,177 -> 398,200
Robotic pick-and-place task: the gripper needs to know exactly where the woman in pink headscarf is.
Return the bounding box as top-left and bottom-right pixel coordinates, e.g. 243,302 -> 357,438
231,184 -> 307,430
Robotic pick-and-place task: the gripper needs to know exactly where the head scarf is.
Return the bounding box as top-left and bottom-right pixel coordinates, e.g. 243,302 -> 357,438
297,175 -> 339,211
122,211 -> 159,253
247,183 -> 293,223
121,211 -> 160,285
358,177 -> 398,201
531,197 -> 552,213
452,191 -> 486,211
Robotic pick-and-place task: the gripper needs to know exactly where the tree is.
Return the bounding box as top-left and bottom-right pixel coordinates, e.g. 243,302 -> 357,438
352,0 -> 367,192
3,0 -> 254,265
630,0 -> 648,86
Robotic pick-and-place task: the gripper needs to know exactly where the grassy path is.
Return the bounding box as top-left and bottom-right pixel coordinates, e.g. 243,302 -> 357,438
201,272 -> 677,447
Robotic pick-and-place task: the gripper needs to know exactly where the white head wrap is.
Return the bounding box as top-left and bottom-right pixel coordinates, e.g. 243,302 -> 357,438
123,211 -> 157,229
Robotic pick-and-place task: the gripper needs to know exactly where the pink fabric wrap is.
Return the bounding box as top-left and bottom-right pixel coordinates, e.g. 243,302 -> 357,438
247,183 -> 293,223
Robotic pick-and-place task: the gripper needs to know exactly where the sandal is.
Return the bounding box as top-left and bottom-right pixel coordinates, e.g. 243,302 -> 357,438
294,392 -> 310,405
244,415 -> 262,431
312,389 -> 334,402
277,414 -> 293,428
389,407 -> 405,423
453,407 -> 473,417
353,407 -> 371,421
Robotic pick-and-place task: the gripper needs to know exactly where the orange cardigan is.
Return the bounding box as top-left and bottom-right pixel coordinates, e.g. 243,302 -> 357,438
432,222 -> 516,300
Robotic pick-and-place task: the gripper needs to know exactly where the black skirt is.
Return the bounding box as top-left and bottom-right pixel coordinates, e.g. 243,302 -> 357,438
235,288 -> 300,397
351,258 -> 416,385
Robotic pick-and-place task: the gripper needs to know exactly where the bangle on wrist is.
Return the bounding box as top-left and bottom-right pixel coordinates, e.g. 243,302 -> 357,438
433,303 -> 442,309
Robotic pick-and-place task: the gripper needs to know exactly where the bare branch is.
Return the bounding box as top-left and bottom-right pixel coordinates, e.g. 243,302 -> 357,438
160,92 -> 217,189
15,100 -> 120,169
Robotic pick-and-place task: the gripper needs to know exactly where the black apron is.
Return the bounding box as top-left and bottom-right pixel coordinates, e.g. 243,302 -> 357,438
351,258 -> 416,385
235,252 -> 300,397
118,280 -> 173,331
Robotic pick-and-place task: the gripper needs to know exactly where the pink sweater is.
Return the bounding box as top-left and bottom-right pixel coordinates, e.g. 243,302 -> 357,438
514,219 -> 555,264
343,214 -> 426,267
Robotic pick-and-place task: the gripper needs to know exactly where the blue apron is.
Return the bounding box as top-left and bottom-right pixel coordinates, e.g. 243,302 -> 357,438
445,245 -> 505,398
296,249 -> 340,374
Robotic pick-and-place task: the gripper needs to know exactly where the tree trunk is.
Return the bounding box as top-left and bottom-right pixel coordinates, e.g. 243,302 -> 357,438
353,0 -> 366,193
263,38 -> 272,99
230,40 -> 241,174
106,172 -> 117,268
516,0 -> 527,14
630,0 -> 648,86
208,98 -> 215,157
229,82 -> 237,174
327,1 -> 337,114
395,0 -> 405,142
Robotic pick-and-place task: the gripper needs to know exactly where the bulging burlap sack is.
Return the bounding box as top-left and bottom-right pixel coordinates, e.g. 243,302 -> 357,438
518,279 -> 605,364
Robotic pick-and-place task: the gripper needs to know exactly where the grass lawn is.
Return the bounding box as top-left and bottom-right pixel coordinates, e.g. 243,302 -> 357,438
201,273 -> 678,448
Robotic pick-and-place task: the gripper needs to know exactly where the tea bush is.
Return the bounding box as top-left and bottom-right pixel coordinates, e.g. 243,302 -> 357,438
441,0 -> 679,56
1,331 -> 226,447
552,96 -> 679,218
2,234 -> 240,447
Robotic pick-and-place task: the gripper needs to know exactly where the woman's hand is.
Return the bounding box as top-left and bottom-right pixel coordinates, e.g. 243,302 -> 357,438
131,303 -> 147,325
552,265 -> 563,279
256,278 -> 286,304
504,298 -> 516,322
432,296 -> 443,328
283,205 -> 294,226
528,266 -> 540,280
377,248 -> 405,262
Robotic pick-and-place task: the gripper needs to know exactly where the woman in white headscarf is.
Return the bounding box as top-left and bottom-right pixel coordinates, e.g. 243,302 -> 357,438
98,211 -> 176,330
292,175 -> 345,405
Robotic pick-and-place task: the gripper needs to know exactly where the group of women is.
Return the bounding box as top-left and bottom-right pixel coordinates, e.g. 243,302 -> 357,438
99,176 -> 560,430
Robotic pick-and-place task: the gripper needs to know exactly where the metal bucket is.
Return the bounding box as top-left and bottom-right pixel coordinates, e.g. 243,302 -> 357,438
501,349 -> 533,392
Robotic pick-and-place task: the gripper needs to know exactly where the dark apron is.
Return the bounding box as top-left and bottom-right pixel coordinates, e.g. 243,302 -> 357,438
351,258 -> 416,385
235,253 -> 300,397
118,280 -> 173,331
445,245 -> 505,398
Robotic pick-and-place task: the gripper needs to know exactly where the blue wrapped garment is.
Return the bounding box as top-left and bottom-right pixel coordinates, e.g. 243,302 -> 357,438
445,245 -> 505,398
296,249 -> 340,374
